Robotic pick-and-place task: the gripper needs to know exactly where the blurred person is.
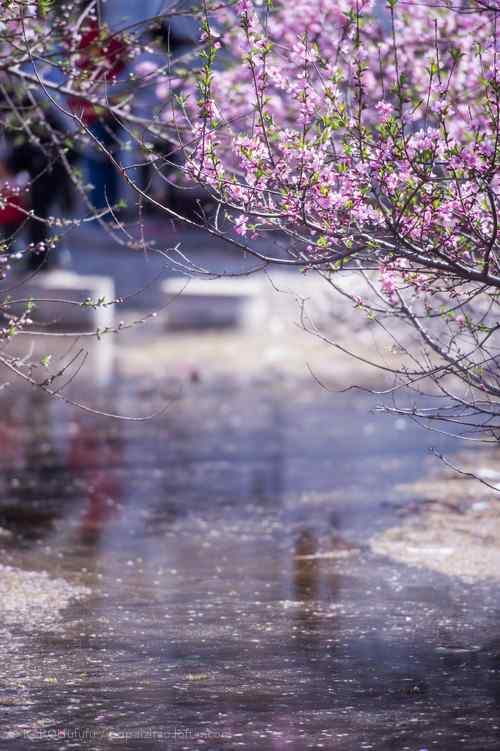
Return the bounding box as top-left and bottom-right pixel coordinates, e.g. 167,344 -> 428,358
68,16 -> 128,215
4,103 -> 76,271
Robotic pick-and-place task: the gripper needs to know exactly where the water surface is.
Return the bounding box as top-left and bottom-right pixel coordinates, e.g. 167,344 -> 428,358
0,373 -> 499,750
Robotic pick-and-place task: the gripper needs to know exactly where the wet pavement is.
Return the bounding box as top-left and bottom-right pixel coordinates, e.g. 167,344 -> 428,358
0,359 -> 500,750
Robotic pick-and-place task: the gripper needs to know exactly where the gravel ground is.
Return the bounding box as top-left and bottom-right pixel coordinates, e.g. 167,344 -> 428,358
0,563 -> 90,631
370,453 -> 500,582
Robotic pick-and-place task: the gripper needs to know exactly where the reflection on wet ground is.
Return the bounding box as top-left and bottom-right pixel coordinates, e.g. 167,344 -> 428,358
1,374 -> 500,750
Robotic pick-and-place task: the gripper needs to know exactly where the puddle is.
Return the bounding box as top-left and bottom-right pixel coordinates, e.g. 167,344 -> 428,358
0,370 -> 499,749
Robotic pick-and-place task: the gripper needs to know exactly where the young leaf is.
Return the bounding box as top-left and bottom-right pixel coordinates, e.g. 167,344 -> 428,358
38,0 -> 53,16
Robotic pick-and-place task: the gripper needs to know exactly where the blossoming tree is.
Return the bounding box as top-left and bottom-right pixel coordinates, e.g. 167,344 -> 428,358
0,0 -> 498,438
170,0 -> 499,444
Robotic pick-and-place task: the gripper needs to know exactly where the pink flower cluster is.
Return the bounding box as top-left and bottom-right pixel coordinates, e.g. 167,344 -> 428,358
181,0 -> 498,318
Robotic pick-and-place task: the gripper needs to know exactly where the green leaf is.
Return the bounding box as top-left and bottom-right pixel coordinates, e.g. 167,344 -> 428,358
38,0 -> 53,16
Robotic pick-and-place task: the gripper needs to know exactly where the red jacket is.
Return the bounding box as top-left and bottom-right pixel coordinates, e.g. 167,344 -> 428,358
0,183 -> 25,227
68,21 -> 127,124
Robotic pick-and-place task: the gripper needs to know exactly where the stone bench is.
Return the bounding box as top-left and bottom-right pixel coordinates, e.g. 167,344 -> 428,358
1,271 -> 115,333
161,276 -> 266,330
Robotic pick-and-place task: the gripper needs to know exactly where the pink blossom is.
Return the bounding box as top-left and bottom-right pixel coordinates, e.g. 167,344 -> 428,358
135,60 -> 158,77
155,81 -> 170,100
375,101 -> 394,121
234,215 -> 249,236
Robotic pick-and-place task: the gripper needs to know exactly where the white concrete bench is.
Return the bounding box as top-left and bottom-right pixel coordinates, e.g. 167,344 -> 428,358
161,276 -> 266,330
2,271 -> 115,332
